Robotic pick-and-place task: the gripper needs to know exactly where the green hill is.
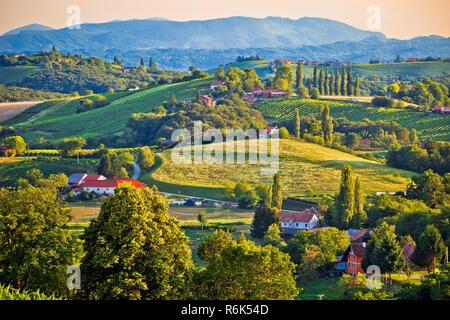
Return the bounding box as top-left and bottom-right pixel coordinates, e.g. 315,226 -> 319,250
209,60 -> 450,81
3,77 -> 214,142
140,139 -> 415,200
254,98 -> 450,141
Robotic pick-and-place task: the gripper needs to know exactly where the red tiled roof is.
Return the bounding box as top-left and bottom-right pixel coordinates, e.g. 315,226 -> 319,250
279,208 -> 319,223
350,243 -> 367,257
351,230 -> 370,242
82,180 -> 117,188
116,179 -> 148,188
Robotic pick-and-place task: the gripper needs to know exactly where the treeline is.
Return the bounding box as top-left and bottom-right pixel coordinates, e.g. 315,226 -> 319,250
387,141 -> 450,175
0,84 -> 68,102
1,49 -> 188,94
387,78 -> 449,107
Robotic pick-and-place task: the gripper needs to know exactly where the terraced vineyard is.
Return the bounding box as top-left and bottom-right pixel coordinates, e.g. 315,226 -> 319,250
254,98 -> 450,141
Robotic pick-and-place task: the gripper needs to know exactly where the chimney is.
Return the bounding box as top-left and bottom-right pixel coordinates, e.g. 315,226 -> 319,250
362,242 -> 366,248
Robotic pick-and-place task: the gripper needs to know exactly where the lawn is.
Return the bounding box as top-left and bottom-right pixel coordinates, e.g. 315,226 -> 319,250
142,139 -> 415,200
296,277 -> 342,300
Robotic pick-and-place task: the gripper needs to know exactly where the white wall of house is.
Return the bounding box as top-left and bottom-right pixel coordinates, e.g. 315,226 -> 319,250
83,186 -> 115,195
281,215 -> 319,231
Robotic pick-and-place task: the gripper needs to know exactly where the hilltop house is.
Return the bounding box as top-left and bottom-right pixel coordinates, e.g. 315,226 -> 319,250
210,81 -> 224,90
431,105 -> 450,114
279,208 -> 320,239
200,95 -> 213,105
122,66 -> 136,73
81,178 -> 147,196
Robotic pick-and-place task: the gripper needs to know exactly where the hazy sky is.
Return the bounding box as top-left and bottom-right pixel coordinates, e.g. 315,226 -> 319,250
1,0 -> 449,39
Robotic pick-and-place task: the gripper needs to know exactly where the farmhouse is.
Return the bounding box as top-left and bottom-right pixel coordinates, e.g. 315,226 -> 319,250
279,208 -> 320,239
342,242 -> 367,276
81,178 -> 147,195
431,105 -> 450,114
0,145 -> 14,157
122,66 -> 136,73
200,95 -> 213,105
210,81 -> 224,90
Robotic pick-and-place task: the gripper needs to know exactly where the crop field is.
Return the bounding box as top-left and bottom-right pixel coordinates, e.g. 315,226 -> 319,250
254,98 -> 450,141
0,101 -> 43,122
141,139 -> 415,200
5,77 -> 213,141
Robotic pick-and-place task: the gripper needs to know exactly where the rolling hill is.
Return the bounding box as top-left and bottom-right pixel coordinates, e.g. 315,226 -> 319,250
2,77 -> 213,141
139,139 -> 415,200
254,98 -> 450,141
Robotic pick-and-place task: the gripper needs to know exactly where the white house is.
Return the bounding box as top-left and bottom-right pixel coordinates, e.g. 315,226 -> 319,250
81,178 -> 147,196
279,208 -> 320,239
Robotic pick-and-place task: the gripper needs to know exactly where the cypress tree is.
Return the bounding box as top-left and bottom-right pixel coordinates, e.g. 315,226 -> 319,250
354,75 -> 360,96
319,67 -> 324,95
296,60 -> 303,90
321,105 -> 333,144
98,152 -> 115,179
149,57 -> 157,71
334,67 -> 340,96
333,165 -> 354,229
347,66 -> 353,96
313,64 -> 318,88
329,71 -> 335,96
324,67 -> 329,95
340,66 -> 346,96
294,108 -> 301,139
351,176 -> 367,228
272,172 -> 283,210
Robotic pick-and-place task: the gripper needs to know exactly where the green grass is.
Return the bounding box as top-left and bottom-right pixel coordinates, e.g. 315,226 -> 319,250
7,77 -> 214,141
0,158 -> 97,187
255,98 -> 450,141
296,277 -> 342,300
0,66 -> 42,84
140,139 -> 415,200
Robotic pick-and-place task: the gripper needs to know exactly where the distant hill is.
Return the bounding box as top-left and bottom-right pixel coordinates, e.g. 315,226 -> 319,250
2,23 -> 53,36
1,17 -> 449,70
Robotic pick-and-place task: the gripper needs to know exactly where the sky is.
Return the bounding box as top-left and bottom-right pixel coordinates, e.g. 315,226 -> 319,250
1,0 -> 449,39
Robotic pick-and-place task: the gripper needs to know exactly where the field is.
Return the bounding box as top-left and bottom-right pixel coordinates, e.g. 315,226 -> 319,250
3,77 -> 214,141
140,139 -> 415,200
0,157 -> 98,187
0,101 -> 42,122
254,98 -> 450,141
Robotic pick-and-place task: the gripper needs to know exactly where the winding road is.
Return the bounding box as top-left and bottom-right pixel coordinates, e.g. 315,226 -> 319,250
132,160 -> 141,179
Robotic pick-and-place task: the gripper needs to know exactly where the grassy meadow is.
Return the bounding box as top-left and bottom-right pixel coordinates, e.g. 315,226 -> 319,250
140,139 -> 415,200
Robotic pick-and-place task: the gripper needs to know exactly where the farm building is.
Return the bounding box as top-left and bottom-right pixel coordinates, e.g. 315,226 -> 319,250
81,178 -> 147,195
279,208 -> 320,239
200,95 -> 213,105
342,242 -> 367,276
210,81 -> 225,90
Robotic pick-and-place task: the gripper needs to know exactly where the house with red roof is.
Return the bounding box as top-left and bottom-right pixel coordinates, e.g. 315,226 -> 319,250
81,178 -> 147,195
200,95 -> 213,105
342,242 -> 367,276
431,105 -> 450,114
279,208 -> 320,239
210,81 -> 225,90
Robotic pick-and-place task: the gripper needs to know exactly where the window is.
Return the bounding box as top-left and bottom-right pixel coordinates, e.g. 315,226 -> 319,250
305,224 -> 307,227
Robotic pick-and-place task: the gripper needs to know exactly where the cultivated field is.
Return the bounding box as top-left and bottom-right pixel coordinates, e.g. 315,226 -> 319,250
255,98 -> 450,141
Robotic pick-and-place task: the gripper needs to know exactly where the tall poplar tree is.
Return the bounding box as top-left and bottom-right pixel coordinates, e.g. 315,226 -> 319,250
340,66 -> 347,96
319,67 -> 324,95
321,105 -> 333,144
329,70 -> 335,95
333,165 -> 354,229
294,108 -> 301,139
334,67 -> 340,96
313,64 -> 318,88
354,75 -> 360,96
324,67 -> 329,95
347,66 -> 353,96
351,176 -> 367,228
272,172 -> 283,210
